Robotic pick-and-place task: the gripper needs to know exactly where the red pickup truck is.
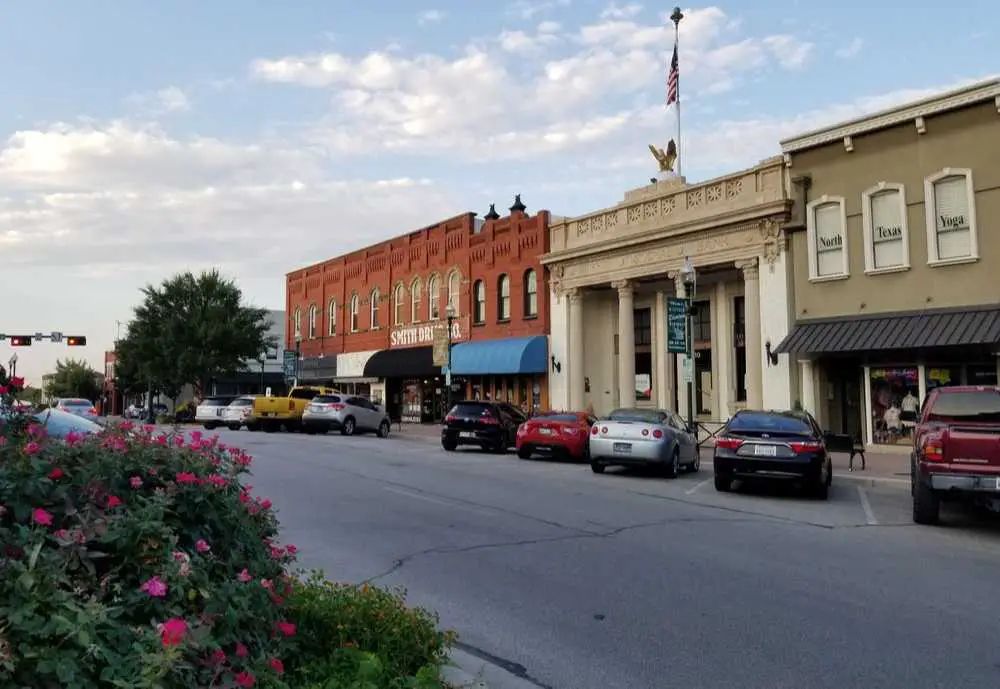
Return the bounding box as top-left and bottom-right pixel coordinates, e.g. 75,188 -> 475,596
911,385 -> 1000,525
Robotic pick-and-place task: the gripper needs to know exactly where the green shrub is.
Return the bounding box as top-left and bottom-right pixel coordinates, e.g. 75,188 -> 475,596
0,377 -> 298,688
284,572 -> 455,688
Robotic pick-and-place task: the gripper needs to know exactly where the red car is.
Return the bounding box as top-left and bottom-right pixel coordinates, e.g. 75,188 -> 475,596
516,411 -> 597,461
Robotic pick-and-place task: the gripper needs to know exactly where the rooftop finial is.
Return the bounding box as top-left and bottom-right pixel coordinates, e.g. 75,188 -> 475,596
509,193 -> 527,214
484,203 -> 500,220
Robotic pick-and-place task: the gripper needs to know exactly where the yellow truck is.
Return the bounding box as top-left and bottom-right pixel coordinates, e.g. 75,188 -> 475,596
248,386 -> 338,432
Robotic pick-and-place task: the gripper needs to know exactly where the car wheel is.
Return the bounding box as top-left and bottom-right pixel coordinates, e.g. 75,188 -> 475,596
491,436 -> 507,454
517,446 -> 532,460
665,449 -> 680,478
377,420 -> 391,438
714,475 -> 732,492
912,479 -> 941,525
304,426 -> 317,435
203,423 -> 216,430
442,435 -> 458,452
246,422 -> 260,432
228,424 -> 241,431
591,461 -> 606,474
690,453 -> 701,473
812,479 -> 829,500
340,417 -> 356,436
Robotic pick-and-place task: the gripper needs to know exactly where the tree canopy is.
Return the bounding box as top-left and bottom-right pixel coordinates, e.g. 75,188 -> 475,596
45,359 -> 102,401
116,269 -> 275,397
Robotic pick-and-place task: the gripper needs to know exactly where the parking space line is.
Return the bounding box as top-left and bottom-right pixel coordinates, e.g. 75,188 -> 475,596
856,486 -> 879,525
685,478 -> 712,495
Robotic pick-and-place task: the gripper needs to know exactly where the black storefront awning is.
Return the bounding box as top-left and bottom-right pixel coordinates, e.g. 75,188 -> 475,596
363,346 -> 439,378
774,305 -> 1000,355
297,356 -> 337,381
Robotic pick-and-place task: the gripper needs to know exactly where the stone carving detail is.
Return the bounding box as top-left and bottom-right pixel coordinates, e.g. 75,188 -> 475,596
643,202 -> 657,220
758,217 -> 787,269
687,188 -> 704,208
627,206 -> 642,224
549,264 -> 565,299
736,257 -> 759,281
707,184 -> 723,203
660,197 -> 676,216
605,211 -> 618,229
592,214 -> 606,233
576,217 -> 592,236
726,178 -> 744,198
611,279 -> 633,295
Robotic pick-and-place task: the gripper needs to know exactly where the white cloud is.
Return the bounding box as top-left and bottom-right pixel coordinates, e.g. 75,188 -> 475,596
124,86 -> 191,115
417,9 -> 445,25
599,2 -> 642,20
836,37 -> 863,59
506,0 -> 571,20
762,35 -> 814,69
537,21 -> 561,34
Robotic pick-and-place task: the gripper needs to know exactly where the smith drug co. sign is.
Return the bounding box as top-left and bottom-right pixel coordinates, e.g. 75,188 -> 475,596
389,321 -> 464,348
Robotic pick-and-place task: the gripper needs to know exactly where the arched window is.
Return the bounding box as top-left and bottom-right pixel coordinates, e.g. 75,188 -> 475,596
307,304 -> 318,339
447,270 -> 460,315
327,299 -> 337,336
292,308 -> 302,338
523,269 -> 538,317
428,274 -> 440,320
473,280 -> 486,324
370,288 -> 380,329
393,284 -> 405,325
497,274 -> 511,321
349,293 -> 360,332
411,278 -> 422,322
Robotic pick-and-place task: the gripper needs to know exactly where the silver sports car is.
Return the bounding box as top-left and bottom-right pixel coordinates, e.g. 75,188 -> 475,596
589,407 -> 699,477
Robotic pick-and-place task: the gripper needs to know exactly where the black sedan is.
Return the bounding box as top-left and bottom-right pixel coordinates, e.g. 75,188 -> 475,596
712,410 -> 832,499
441,401 -> 526,453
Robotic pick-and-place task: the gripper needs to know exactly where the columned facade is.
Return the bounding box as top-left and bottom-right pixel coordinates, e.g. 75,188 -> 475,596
545,157 -> 796,417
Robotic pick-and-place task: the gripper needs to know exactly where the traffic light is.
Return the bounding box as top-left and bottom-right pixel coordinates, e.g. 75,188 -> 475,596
9,335 -> 32,346
66,336 -> 87,346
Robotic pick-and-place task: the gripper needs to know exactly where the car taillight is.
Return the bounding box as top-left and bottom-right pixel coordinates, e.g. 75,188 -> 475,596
789,441 -> 823,453
562,427 -> 579,435
641,428 -> 649,436
445,415 -> 457,423
481,416 -> 499,425
88,408 -> 97,415
652,429 -> 663,439
923,438 -> 944,461
591,426 -> 599,436
601,426 -> 608,434
330,403 -> 345,411
715,437 -> 743,450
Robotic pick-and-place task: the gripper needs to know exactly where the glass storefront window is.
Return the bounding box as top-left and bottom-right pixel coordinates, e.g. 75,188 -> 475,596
869,367 -> 918,445
967,364 -> 998,386
926,366 -> 962,391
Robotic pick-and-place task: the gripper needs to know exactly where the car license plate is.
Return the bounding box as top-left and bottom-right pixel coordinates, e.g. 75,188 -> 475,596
460,431 -> 476,439
755,444 -> 777,457
539,428 -> 553,435
613,442 -> 631,454
263,412 -> 275,417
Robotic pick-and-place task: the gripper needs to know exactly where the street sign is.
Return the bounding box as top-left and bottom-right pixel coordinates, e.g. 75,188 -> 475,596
666,297 -> 688,354
431,325 -> 450,367
282,350 -> 298,382
682,356 -> 693,384
49,331 -> 63,343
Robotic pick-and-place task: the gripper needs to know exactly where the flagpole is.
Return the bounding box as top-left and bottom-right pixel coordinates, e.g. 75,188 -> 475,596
671,6 -> 684,177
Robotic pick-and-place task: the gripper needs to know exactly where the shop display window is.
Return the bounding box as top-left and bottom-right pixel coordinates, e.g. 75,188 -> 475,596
869,367 -> 919,445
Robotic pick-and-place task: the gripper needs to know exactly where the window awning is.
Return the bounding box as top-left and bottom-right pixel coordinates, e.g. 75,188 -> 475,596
774,305 -> 1000,355
363,346 -> 439,379
449,336 -> 548,375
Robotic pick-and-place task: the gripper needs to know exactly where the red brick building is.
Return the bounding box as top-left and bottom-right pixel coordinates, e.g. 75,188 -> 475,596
285,196 -> 551,422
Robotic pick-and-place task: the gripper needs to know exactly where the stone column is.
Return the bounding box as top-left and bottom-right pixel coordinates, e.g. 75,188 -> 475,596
672,273 -> 689,418
654,291 -> 675,410
799,359 -> 816,416
613,280 -> 636,408
567,288 -> 586,410
713,281 -> 733,419
738,258 -> 763,409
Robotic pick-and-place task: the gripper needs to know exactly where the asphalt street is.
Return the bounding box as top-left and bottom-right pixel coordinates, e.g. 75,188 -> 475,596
212,427 -> 1000,689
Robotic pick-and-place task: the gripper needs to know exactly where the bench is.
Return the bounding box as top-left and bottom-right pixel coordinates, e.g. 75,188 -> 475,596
823,432 -> 866,471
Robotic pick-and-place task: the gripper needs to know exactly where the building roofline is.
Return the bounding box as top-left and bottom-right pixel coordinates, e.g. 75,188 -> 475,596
780,77 -> 1000,154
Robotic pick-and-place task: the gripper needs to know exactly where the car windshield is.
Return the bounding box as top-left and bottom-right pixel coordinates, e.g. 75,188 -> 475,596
34,409 -> 102,438
230,398 -> 254,407
607,409 -> 666,423
200,398 -> 232,407
312,395 -> 342,404
727,412 -> 813,436
62,399 -> 91,407
927,390 -> 1000,423
535,414 -> 581,423
450,403 -> 492,417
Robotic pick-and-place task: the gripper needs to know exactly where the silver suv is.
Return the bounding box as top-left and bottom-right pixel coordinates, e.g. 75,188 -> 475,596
302,394 -> 391,437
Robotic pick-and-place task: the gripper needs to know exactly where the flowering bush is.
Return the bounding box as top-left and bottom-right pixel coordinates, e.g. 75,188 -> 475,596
0,376 -> 297,688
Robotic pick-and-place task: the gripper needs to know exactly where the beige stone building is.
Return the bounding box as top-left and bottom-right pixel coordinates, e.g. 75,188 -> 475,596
775,78 -> 1000,450
542,157 -> 795,421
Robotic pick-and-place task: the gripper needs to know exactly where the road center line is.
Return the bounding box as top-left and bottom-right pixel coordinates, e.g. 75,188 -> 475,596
685,478 -> 712,495
856,486 -> 879,525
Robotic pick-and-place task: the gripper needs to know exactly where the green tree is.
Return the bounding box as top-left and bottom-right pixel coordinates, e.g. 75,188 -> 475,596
45,358 -> 102,401
122,269 -> 275,397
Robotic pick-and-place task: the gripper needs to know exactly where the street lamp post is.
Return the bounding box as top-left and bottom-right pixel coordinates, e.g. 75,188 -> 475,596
681,257 -> 697,433
259,350 -> 267,394
445,303 -> 456,415
293,336 -> 302,388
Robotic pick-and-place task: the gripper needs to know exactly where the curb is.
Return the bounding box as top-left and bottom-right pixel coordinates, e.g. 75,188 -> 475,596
833,471 -> 909,487
441,648 -> 544,689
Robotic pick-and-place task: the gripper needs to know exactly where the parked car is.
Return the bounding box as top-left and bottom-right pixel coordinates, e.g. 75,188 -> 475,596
301,394 -> 391,437
124,403 -> 169,420
195,396 -> 237,430
441,401 -> 527,453
590,408 -> 698,477
713,409 -> 832,498
252,386 -> 337,432
516,411 -> 596,461
911,385 -> 1000,525
1,406 -> 103,440
55,398 -> 99,424
222,396 -> 258,431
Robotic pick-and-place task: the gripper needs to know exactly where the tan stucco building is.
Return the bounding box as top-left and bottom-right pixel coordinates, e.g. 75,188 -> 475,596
542,157 -> 795,421
775,78 -> 1000,450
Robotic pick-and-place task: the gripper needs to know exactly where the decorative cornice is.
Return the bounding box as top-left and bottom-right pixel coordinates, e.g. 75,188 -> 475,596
780,78 -> 1000,154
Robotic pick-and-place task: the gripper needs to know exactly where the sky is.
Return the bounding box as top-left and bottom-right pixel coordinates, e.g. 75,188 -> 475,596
0,0 -> 995,387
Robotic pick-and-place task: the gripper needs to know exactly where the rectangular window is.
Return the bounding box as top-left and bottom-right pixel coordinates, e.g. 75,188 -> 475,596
869,189 -> 905,269
634,351 -> 653,401
814,203 -> 846,277
692,301 -> 711,342
633,308 -> 651,346
733,296 -> 746,402
933,176 -> 973,260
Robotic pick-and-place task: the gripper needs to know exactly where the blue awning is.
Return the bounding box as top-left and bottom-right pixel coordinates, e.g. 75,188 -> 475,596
449,336 -> 548,376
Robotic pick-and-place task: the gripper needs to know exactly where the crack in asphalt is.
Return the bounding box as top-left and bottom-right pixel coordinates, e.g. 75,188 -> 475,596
452,640 -> 556,689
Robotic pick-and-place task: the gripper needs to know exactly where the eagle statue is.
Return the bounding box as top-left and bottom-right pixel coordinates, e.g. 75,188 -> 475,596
648,139 -> 678,173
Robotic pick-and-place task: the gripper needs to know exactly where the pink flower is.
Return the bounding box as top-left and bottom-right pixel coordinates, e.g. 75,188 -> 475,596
195,539 -> 211,553
154,434 -> 168,446
23,441 -> 42,456
27,423 -> 46,438
0,436 -> 8,447
172,550 -> 190,562
48,467 -> 64,480
286,544 -> 298,555
32,508 -> 53,526
159,618 -> 188,647
9,376 -> 24,389
142,424 -> 156,434
206,474 -> 227,488
268,658 -> 284,674
106,495 -> 123,509
140,576 -> 168,597
173,434 -> 185,447
238,568 -> 252,583
258,498 -> 272,510
235,642 -> 249,657
0,385 -> 7,395
275,621 -> 296,637
129,475 -> 143,489
119,421 -> 135,432
53,528 -> 69,540
189,430 -> 203,443
235,671 -> 255,687
65,431 -> 86,446
175,472 -> 199,485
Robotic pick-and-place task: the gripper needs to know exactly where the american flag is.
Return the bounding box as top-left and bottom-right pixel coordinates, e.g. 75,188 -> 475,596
666,43 -> 679,106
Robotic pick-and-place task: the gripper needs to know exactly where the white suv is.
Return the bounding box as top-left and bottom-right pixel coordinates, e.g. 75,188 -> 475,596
302,394 -> 391,437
